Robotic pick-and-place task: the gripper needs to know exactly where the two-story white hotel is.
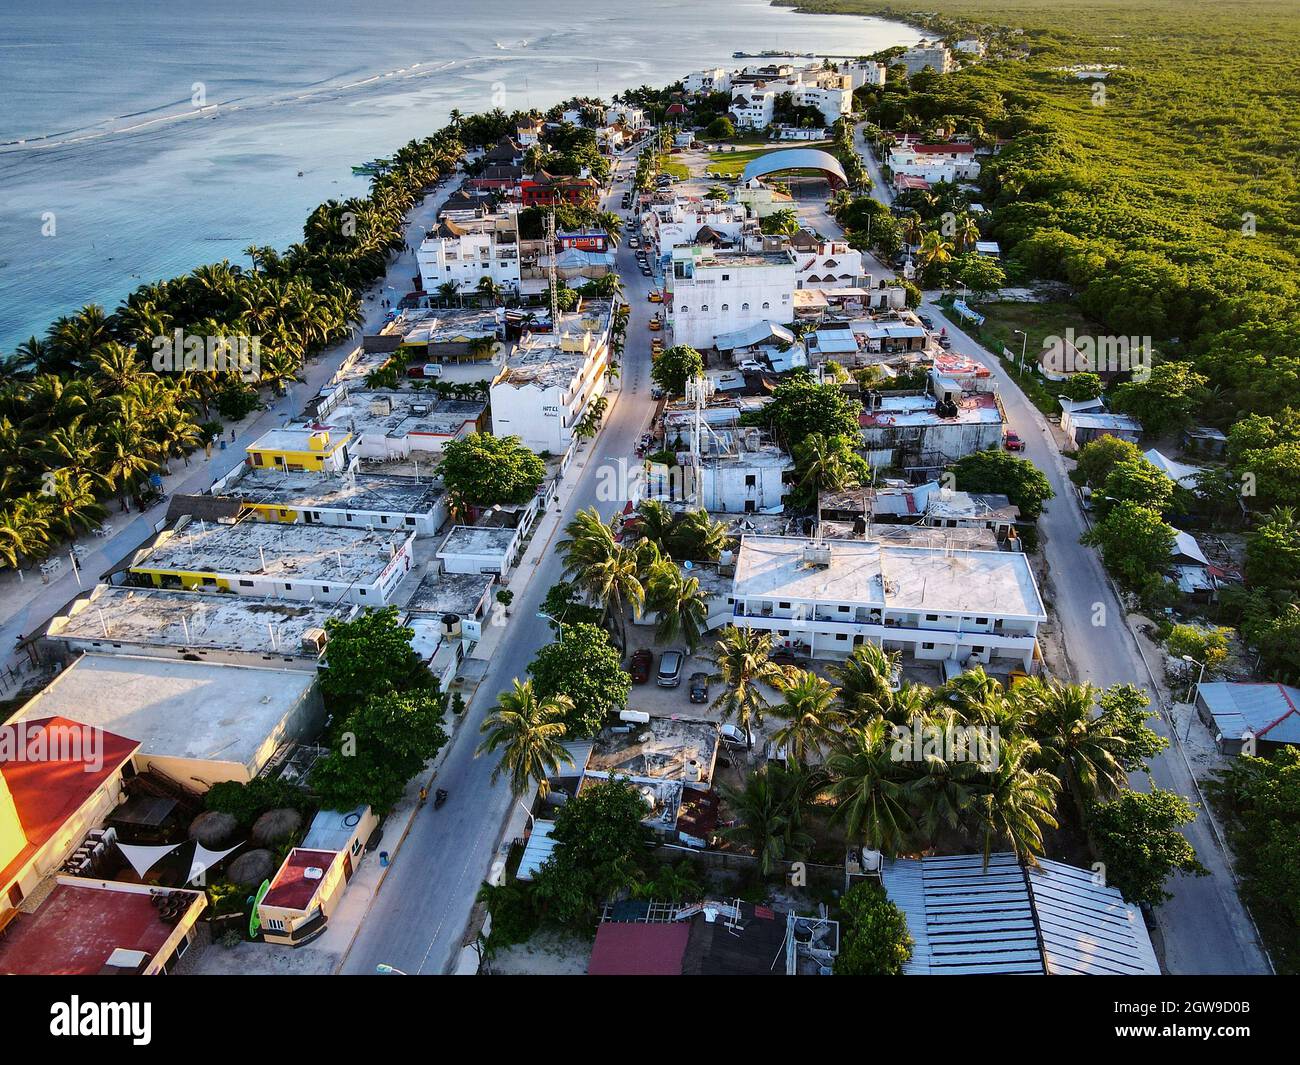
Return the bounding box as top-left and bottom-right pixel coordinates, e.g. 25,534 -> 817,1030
489,299 -> 615,456
729,536 -> 1045,671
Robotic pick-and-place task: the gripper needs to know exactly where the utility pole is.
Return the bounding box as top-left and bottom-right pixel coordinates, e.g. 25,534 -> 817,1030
546,207 -> 559,328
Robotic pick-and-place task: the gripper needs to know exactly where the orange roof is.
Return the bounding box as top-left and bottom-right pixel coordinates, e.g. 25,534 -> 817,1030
1,716 -> 139,889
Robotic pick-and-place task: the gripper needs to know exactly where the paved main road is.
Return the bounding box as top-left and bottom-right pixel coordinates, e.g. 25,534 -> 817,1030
340,151 -> 657,976
923,298 -> 1269,975
836,127 -> 1267,972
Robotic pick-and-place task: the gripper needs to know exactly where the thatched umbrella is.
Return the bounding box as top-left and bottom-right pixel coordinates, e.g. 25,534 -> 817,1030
250,808 -> 302,847
227,849 -> 277,887
189,810 -> 240,848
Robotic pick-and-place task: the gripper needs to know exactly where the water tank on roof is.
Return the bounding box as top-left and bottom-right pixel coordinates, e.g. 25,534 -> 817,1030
440,613 -> 462,639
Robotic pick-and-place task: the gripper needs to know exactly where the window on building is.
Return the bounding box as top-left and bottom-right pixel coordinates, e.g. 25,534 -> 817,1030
239,580 -> 254,587
779,601 -> 791,609
721,304 -> 729,311
741,302 -> 749,310
284,583 -> 293,590
976,617 -> 988,625
922,642 -> 935,650
701,304 -> 708,311
680,306 -> 689,313
925,614 -> 938,621
762,301 -> 770,309
745,474 -> 756,487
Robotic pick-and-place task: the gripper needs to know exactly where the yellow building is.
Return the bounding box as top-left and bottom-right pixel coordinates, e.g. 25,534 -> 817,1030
245,427 -> 353,473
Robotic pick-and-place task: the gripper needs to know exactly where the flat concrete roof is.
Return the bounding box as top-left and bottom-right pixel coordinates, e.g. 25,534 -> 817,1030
588,717 -> 719,787
133,520 -> 410,586
47,584 -> 347,655
437,525 -> 518,557
230,467 -> 443,515
405,570 -> 495,616
733,535 -> 1045,620
328,394 -> 485,442
13,654 -> 319,769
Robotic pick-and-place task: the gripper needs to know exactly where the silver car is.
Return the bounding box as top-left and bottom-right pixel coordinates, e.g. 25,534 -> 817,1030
656,649 -> 684,687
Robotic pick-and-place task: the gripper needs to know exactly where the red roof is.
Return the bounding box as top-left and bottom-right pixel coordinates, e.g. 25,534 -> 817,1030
588,922 -> 690,975
263,848 -> 339,912
666,103 -> 687,115
1,716 -> 138,890
0,881 -> 201,975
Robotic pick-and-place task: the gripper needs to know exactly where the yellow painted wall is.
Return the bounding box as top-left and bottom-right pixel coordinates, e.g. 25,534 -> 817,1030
0,774 -> 25,878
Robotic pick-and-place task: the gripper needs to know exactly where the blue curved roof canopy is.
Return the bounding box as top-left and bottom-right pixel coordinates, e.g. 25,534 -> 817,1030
739,148 -> 848,189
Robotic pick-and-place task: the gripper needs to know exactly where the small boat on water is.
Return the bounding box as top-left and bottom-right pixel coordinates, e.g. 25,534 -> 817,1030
351,158 -> 391,175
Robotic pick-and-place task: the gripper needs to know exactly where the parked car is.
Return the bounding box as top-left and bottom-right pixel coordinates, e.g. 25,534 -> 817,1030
629,648 -> 653,684
1003,430 -> 1025,451
656,649 -> 684,687
648,316 -> 661,330
718,723 -> 748,748
688,672 -> 709,704
647,290 -> 662,303
918,314 -> 934,329
937,335 -> 952,349
627,237 -> 639,248
641,266 -> 653,276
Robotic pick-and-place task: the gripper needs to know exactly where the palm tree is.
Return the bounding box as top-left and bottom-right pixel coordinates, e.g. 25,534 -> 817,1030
558,506 -> 646,647
45,468 -> 106,537
830,643 -> 901,723
476,276 -> 503,306
953,213 -> 981,253
966,734 -> 1059,868
762,207 -> 800,237
770,668 -> 843,765
916,230 -> 954,277
1015,678 -> 1128,818
719,764 -> 814,877
706,625 -> 786,743
791,432 -> 860,509
436,281 -> 461,307
0,496 -> 52,569
477,679 -> 575,798
645,562 -> 708,651
823,717 -> 916,855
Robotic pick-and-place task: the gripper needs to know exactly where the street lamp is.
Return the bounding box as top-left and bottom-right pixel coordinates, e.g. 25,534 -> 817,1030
536,611 -> 563,640
1012,329 -> 1028,375
1181,654 -> 1206,740
376,963 -> 407,975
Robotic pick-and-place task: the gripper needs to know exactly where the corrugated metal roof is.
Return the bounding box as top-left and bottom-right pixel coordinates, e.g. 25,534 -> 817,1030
1029,859 -> 1160,975
882,852 -> 1158,975
1197,682 -> 1300,745
516,820 -> 558,881
739,148 -> 849,188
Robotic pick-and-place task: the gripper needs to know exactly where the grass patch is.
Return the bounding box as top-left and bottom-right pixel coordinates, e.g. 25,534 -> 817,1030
656,152 -> 689,181
943,296 -> 1100,415
706,142 -> 832,178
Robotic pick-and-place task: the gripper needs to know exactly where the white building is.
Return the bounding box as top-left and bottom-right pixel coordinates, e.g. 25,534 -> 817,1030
490,300 -> 615,456
436,525 -> 523,576
888,140 -> 981,183
43,584 -> 350,669
682,68 -> 733,95
669,245 -> 796,350
127,518 -> 415,608
689,443 -> 791,514
954,38 -> 987,57
791,234 -> 867,291
647,198 -> 752,254
859,378 -> 1005,470
728,67 -> 854,128
606,104 -> 649,129
416,213 -> 521,297
13,653 -> 324,789
840,59 -> 888,90
731,535 -> 1045,669
898,43 -> 955,77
